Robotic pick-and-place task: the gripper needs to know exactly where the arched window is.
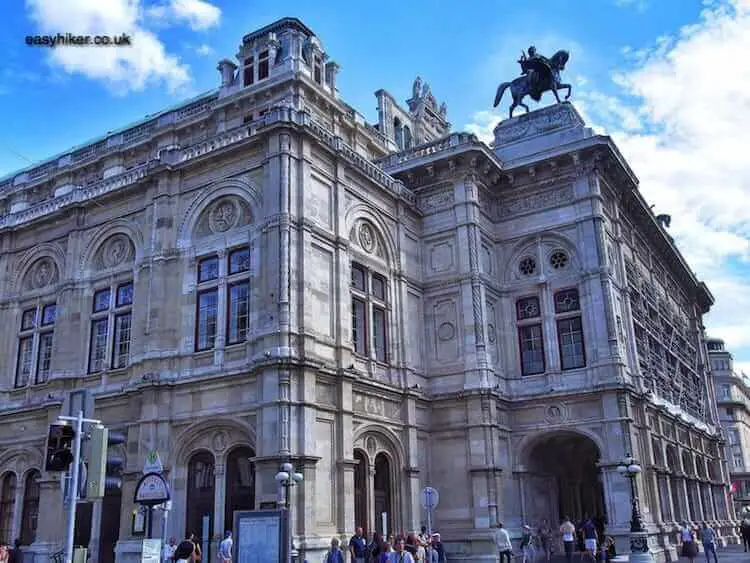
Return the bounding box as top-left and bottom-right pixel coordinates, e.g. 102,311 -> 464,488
351,263 -> 389,363
224,447 -> 255,532
403,125 -> 412,150
186,451 -> 215,539
20,470 -> 40,545
0,472 -> 17,543
393,118 -> 403,150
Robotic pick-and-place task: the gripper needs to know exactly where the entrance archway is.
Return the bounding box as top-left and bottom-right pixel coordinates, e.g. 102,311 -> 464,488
353,450 -> 368,531
186,451 -> 215,539
224,447 -> 255,532
373,453 -> 392,536
523,432 -> 605,528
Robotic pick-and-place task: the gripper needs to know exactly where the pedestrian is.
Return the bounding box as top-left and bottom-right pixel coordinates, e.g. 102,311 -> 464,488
163,537 -> 177,563
494,522 -> 513,563
429,533 -> 446,563
378,542 -> 393,563
537,520 -> 553,563
559,516 -> 576,563
173,535 -> 196,563
678,522 -> 698,563
698,522 -> 717,563
519,525 -> 535,563
740,516 -> 750,552
581,517 -> 597,563
350,527 -> 368,563
324,538 -> 344,563
369,532 -> 383,563
389,537 -> 415,563
218,531 -> 233,563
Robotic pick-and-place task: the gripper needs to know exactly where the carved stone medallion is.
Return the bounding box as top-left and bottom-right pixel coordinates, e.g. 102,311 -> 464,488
437,322 -> 456,341
102,234 -> 132,268
366,436 -> 377,457
358,222 -> 376,253
212,430 -> 229,452
544,404 -> 567,423
30,258 -> 56,289
208,198 -> 240,233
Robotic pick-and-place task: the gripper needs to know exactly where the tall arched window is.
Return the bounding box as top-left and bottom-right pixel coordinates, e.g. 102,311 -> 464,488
186,451 -> 215,539
0,473 -> 17,544
224,447 -> 255,532
20,470 -> 40,545
373,454 -> 392,536
353,450 -> 368,531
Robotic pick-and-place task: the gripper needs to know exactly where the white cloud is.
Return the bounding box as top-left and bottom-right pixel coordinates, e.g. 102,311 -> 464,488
147,0 -> 221,30
465,0 -> 750,362
196,43 -> 214,56
25,0 -> 191,94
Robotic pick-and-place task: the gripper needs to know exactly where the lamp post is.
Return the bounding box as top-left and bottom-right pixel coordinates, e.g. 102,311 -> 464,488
616,454 -> 654,563
275,462 -> 304,563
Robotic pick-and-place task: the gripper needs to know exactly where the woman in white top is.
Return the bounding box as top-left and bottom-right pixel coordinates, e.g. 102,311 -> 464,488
679,522 -> 698,563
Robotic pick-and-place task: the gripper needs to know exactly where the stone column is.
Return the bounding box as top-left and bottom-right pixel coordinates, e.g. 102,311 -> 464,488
213,461 -> 226,542
367,465 -> 376,535
213,250 -> 228,366
28,477 -> 64,560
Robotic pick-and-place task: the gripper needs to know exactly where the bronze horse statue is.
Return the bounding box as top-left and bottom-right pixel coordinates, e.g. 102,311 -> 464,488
493,50 -> 572,119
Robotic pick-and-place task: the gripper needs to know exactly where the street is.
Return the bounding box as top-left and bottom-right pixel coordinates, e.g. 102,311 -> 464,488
713,544 -> 749,563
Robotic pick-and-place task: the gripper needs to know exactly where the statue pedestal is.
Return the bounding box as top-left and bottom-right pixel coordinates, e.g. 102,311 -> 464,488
492,101 -> 593,164
628,531 -> 656,563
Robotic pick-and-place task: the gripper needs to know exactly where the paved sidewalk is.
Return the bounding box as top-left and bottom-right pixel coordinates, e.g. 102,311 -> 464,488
713,544 -> 749,562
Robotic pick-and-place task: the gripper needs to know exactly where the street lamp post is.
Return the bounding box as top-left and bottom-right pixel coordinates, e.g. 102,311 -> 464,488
275,462 -> 304,563
616,454 -> 654,563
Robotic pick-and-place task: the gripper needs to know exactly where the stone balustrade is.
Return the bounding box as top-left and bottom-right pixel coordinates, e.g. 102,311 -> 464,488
0,105 -> 415,228
376,132 -> 479,169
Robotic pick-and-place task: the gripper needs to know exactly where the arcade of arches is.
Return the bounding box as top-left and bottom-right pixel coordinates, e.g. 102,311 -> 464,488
185,447 -> 256,539
521,433 -> 606,528
354,450 -> 396,535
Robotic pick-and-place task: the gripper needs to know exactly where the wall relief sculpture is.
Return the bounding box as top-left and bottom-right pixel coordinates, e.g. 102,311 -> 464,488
358,222 -> 376,253
350,219 -> 386,259
208,198 -> 240,233
94,233 -> 135,271
24,257 -> 59,290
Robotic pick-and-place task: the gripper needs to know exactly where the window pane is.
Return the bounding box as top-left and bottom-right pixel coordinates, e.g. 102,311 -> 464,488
228,283 -> 250,344
41,304 -> 56,326
88,318 -> 109,373
16,337 -> 34,387
196,290 -> 219,351
36,332 -> 54,384
93,289 -> 111,313
116,282 -> 134,307
112,313 -> 132,369
554,289 -> 580,314
516,297 -> 541,320
558,317 -> 586,370
243,64 -> 254,86
0,474 -> 17,545
258,51 -> 269,80
351,264 -> 366,291
371,275 -> 386,300
352,298 -> 367,356
519,324 -> 545,375
373,308 -> 387,362
198,257 -> 219,283
21,309 -> 37,331
229,248 -> 250,275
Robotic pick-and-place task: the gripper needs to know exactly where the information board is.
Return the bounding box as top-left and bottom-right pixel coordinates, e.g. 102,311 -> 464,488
141,539 -> 162,563
234,509 -> 286,563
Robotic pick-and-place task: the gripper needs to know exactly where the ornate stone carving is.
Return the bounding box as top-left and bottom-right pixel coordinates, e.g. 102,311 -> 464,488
208,198 -> 240,233
417,186 -> 454,212
358,221 -> 376,253
212,430 -> 228,452
493,100 -> 580,144
366,436 -> 377,457
498,186 -> 574,218
544,404 -> 567,423
102,234 -> 133,268
487,324 -> 496,343
28,257 -> 57,289
437,322 -> 455,342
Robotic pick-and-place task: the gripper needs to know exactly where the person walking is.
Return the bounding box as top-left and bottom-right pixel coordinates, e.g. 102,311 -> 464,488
698,522 -> 717,563
741,516 -> 750,552
389,538 -> 415,563
350,527 -> 368,563
580,518 -> 597,563
519,525 -> 535,563
678,522 -> 698,563
163,537 -> 177,563
173,534 -> 198,563
324,538 -> 345,563
559,517 -> 576,563
218,531 -> 233,563
494,523 -> 513,563
537,520 -> 553,563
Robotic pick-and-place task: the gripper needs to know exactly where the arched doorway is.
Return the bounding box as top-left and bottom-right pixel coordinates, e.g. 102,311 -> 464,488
186,451 -> 215,539
20,470 -> 40,545
373,454 -> 392,536
0,473 -> 16,544
353,450 -> 368,531
224,447 -> 255,533
523,432 -> 605,528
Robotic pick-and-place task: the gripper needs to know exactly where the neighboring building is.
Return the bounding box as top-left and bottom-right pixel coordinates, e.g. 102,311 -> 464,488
708,337 -> 750,511
0,17 -> 738,563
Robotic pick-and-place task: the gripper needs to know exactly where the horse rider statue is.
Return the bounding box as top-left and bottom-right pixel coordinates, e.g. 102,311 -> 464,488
494,45 -> 572,119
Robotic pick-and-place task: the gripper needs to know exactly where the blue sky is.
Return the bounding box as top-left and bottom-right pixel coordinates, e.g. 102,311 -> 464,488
1,0 -> 749,372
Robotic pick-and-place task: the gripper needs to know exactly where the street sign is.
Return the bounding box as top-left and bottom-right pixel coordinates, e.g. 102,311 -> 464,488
143,451 -> 163,474
421,486 -> 439,510
134,472 -> 171,506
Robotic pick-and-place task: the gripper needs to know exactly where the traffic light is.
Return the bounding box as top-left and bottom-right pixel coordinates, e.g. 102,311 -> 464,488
45,423 -> 76,472
104,431 -> 126,493
86,425 -> 108,498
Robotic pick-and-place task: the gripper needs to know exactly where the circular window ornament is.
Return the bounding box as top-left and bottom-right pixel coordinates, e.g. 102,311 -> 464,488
519,257 -> 537,276
358,222 -> 376,253
550,250 -> 569,270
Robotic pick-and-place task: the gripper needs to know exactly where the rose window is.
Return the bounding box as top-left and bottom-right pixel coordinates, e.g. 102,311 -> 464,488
550,251 -> 569,270
519,257 -> 537,276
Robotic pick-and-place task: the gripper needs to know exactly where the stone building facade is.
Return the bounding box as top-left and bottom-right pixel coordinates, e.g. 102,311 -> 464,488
708,337 -> 750,512
0,17 -> 738,563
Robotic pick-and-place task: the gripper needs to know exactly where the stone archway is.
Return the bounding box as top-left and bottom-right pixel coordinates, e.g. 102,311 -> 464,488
522,431 -> 606,529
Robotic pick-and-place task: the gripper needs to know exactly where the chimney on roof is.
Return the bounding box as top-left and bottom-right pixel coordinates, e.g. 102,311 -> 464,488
217,59 -> 238,87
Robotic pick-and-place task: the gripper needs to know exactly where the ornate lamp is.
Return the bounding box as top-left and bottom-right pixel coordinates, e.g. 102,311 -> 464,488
275,462 -> 304,563
617,454 -> 653,563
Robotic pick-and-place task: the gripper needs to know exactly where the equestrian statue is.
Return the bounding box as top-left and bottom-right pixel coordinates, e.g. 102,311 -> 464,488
493,46 -> 572,118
